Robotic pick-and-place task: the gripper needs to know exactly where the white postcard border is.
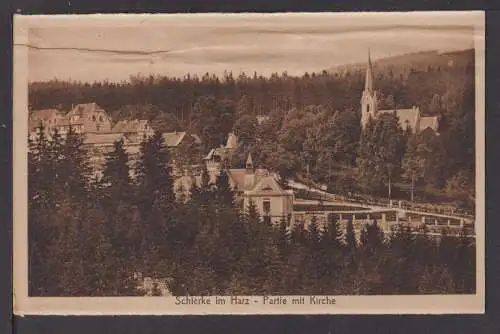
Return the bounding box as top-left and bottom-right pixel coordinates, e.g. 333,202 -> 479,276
13,11 -> 486,315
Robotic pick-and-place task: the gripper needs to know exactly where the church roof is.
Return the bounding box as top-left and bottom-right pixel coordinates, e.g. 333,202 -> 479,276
378,107 -> 420,131
418,116 -> 439,132
395,108 -> 420,130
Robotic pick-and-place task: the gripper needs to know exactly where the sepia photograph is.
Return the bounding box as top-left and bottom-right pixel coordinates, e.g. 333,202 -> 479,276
13,12 -> 485,315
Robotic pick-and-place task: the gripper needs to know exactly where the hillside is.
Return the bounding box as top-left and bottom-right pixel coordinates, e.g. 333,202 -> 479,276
327,49 -> 475,77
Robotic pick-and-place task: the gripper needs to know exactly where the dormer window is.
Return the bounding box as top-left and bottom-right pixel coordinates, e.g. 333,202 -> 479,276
99,116 -> 103,122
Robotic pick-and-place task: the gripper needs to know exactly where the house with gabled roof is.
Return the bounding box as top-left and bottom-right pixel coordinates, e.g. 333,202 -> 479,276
162,131 -> 202,148
65,102 -> 113,134
175,152 -> 294,224
29,102 -> 207,181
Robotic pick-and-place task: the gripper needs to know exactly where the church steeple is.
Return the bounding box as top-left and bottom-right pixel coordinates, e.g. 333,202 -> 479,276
365,49 -> 374,93
360,49 -> 378,130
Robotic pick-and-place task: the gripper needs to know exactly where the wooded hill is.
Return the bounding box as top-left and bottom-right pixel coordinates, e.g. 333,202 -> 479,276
28,48 -> 476,208
328,49 -> 474,79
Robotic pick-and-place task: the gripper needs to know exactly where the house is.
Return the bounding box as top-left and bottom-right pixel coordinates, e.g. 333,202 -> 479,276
112,119 -> 154,142
29,103 -> 196,180
238,154 -> 294,224
175,153 -> 294,224
360,52 -> 439,133
203,132 -> 239,172
65,103 -> 113,134
162,131 -> 202,148
28,108 -> 66,140
29,103 -> 114,138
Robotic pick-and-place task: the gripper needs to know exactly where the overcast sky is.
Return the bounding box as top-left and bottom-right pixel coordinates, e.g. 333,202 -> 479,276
22,13 -> 479,83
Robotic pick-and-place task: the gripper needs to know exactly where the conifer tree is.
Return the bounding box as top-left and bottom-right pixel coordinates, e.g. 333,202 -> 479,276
307,215 -> 321,250
323,213 -> 344,250
102,138 -> 132,202
275,215 -> 291,259
100,138 -> 143,295
215,168 -> 235,208
59,126 -> 91,201
385,223 -> 418,293
134,130 -> 175,276
359,219 -> 385,257
28,125 -> 53,295
345,216 -> 357,253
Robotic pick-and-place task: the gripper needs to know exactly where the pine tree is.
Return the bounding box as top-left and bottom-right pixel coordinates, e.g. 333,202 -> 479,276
274,215 -> 290,259
102,138 -> 132,202
385,223 -> 418,293
359,219 -> 385,257
59,126 -> 91,201
345,216 -> 357,253
323,213 -> 344,250
28,125 -> 54,295
306,215 -> 321,250
134,131 -> 176,276
100,138 -> 143,295
215,168 -> 235,208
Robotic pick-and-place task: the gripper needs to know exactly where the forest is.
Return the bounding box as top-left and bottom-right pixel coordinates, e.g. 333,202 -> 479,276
28,126 -> 476,296
28,49 -> 476,210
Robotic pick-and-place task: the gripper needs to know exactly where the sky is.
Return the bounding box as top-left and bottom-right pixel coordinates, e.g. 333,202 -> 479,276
21,13 -> 479,83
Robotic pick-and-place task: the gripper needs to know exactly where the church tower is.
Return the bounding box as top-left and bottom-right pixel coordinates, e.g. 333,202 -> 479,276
360,50 -> 378,129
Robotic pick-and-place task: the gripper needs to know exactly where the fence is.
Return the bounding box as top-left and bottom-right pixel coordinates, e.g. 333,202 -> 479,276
294,188 -> 475,219
293,210 -> 474,238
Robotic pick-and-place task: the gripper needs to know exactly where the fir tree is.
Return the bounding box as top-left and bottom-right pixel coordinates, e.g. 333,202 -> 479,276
323,213 -> 344,250
102,138 -> 132,202
134,131 -> 176,276
215,168 -> 235,208
359,219 -> 385,257
345,216 -> 357,253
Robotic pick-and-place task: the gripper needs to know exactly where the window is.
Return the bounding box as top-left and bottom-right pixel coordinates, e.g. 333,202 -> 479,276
263,199 -> 271,215
92,115 -> 96,122
367,104 -> 370,113
99,115 -> 103,122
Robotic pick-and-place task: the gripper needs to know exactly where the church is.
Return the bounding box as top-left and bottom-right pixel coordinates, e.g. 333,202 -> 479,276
360,53 -> 439,133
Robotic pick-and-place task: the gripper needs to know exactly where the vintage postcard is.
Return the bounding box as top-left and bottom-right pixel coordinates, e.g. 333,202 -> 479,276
13,11 -> 485,315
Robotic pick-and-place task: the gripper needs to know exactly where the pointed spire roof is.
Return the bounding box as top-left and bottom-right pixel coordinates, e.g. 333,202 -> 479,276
365,49 -> 374,93
246,152 -> 254,169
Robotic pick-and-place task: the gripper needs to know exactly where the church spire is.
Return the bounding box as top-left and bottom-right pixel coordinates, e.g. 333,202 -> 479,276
365,49 -> 374,93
